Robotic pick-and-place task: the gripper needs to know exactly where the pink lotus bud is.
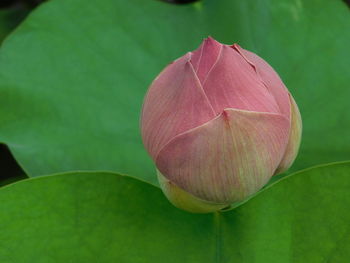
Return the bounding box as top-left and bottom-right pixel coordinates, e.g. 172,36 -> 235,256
140,37 -> 302,213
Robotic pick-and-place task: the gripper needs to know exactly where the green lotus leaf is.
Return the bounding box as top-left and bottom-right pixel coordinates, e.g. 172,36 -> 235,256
0,162 -> 349,262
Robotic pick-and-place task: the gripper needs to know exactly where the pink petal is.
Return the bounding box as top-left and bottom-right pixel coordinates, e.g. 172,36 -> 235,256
275,94 -> 302,174
191,37 -> 222,85
202,45 -> 280,115
141,53 -> 216,161
156,109 -> 290,204
233,44 -> 291,119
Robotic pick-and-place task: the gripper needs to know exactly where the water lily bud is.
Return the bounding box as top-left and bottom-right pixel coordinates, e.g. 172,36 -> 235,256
140,37 -> 302,213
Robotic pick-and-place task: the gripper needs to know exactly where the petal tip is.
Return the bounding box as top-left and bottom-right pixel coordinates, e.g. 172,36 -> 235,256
231,43 -> 241,49
202,36 -> 222,48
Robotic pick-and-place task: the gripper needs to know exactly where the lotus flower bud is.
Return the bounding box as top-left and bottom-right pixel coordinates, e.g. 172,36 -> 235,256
140,37 -> 302,213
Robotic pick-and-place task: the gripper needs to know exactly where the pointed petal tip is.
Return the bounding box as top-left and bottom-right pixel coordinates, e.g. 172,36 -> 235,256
230,43 -> 248,58
231,43 -> 241,49
183,52 -> 192,61
221,44 -> 234,52
167,52 -> 192,68
184,56 -> 196,70
202,36 -> 222,47
204,35 -> 215,41
231,43 -> 245,55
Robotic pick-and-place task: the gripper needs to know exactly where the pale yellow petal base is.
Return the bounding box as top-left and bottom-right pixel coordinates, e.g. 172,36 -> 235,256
157,170 -> 229,213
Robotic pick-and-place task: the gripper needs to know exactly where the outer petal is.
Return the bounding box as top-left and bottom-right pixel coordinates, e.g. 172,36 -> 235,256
157,171 -> 228,213
202,45 -> 280,115
275,95 -> 302,174
234,45 -> 291,119
190,37 -> 222,85
156,109 -> 290,204
140,53 -> 216,160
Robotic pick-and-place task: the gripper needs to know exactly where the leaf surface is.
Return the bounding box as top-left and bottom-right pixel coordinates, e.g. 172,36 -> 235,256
0,6 -> 29,43
0,162 -> 350,262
